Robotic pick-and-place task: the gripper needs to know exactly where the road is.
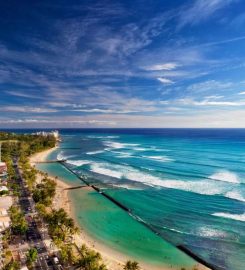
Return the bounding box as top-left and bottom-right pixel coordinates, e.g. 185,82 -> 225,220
9,160 -> 66,270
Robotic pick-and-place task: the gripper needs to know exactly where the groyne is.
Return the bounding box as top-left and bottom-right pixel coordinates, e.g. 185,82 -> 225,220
35,159 -> 67,163
59,161 -> 214,270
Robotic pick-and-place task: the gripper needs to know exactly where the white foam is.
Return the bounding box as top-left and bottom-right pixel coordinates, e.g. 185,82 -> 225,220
103,141 -> 139,149
117,153 -> 133,158
103,141 -> 125,149
151,179 -> 227,195
91,164 -> 123,179
57,152 -> 65,160
212,212 -> 245,222
143,155 -> 174,162
225,191 -> 245,202
66,160 -> 91,166
197,226 -> 227,238
210,170 -> 240,184
87,135 -> 119,139
112,184 -> 143,190
132,147 -> 147,151
106,150 -> 132,158
57,152 -> 75,160
89,162 -> 243,198
150,147 -> 171,152
86,150 -> 104,155
89,162 -> 221,194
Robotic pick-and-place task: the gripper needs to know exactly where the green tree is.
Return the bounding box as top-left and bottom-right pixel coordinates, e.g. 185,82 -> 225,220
2,260 -> 20,270
124,261 -> 140,270
46,208 -> 78,242
26,248 -> 38,266
60,244 -> 76,264
9,206 -> 28,235
75,244 -> 107,270
33,177 -> 56,206
35,203 -> 47,217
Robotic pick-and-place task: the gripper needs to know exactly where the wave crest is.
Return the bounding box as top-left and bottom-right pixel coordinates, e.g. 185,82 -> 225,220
66,160 -> 91,166
210,170 -> 240,184
212,212 -> 245,222
225,191 -> 245,202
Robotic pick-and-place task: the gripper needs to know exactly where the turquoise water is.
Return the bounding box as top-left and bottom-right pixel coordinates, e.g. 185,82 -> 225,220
37,162 -> 197,269
38,129 -> 245,270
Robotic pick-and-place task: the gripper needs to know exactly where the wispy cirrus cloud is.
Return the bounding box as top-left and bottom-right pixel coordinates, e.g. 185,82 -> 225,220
0,106 -> 57,113
157,78 -> 174,84
178,0 -> 237,28
143,62 -> 179,71
175,98 -> 245,107
0,0 -> 245,128
186,80 -> 234,93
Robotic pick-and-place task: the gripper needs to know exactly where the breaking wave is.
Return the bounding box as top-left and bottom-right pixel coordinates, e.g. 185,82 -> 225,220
224,191 -> 245,202
212,212 -> 245,222
66,160 -> 91,166
103,141 -> 139,149
210,170 -> 240,184
87,135 -> 119,139
90,164 -> 123,179
143,155 -> 174,162
86,150 -> 104,155
89,162 -> 241,197
57,152 -> 75,160
132,147 -> 148,151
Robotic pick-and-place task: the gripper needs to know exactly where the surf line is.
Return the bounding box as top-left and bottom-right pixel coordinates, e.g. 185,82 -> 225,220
60,161 -> 130,212
59,161 -> 217,270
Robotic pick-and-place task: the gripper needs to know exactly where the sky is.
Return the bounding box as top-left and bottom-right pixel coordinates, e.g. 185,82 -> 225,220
1,0 -> 245,128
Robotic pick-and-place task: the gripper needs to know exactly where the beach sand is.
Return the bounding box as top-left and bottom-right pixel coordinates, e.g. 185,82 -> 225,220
30,148 -> 210,270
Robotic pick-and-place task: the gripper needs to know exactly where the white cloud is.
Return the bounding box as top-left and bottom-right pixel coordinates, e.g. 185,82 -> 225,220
176,98 -> 245,106
0,118 -> 117,126
5,90 -> 44,99
157,78 -> 174,84
73,108 -> 139,114
204,95 -> 224,100
239,91 -> 245,95
187,80 -> 233,93
179,0 -> 235,27
2,110 -> 245,128
144,62 -> 179,71
0,106 -> 57,113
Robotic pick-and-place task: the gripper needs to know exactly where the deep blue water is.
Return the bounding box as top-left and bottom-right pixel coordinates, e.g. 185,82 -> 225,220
5,128 -> 245,270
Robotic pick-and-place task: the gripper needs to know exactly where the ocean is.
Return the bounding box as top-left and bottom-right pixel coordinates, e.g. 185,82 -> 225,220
33,128 -> 245,270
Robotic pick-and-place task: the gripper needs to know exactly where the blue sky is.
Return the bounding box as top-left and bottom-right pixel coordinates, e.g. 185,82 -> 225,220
1,0 -> 245,128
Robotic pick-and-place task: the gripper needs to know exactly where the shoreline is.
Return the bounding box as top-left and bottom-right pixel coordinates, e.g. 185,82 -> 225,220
29,148 -> 140,270
29,147 -> 209,270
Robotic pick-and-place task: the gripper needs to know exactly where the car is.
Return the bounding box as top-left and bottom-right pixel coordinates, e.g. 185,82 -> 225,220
53,256 -> 59,264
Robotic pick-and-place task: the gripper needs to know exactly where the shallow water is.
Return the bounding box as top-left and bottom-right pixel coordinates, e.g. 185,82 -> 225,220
37,161 -> 197,269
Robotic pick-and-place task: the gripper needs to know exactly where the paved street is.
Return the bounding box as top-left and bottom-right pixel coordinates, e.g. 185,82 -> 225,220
9,161 -> 66,270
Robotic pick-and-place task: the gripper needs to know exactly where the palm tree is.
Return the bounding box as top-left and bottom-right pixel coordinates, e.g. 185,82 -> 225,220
26,248 -> 38,269
2,260 -> 20,270
124,260 -> 140,270
75,244 -> 107,270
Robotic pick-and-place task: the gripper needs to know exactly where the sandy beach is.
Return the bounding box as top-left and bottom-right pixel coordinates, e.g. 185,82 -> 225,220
30,148 -> 135,270
29,148 -> 209,270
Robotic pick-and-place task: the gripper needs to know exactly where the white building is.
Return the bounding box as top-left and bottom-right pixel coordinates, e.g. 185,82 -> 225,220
0,162 -> 7,176
0,186 -> 8,192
